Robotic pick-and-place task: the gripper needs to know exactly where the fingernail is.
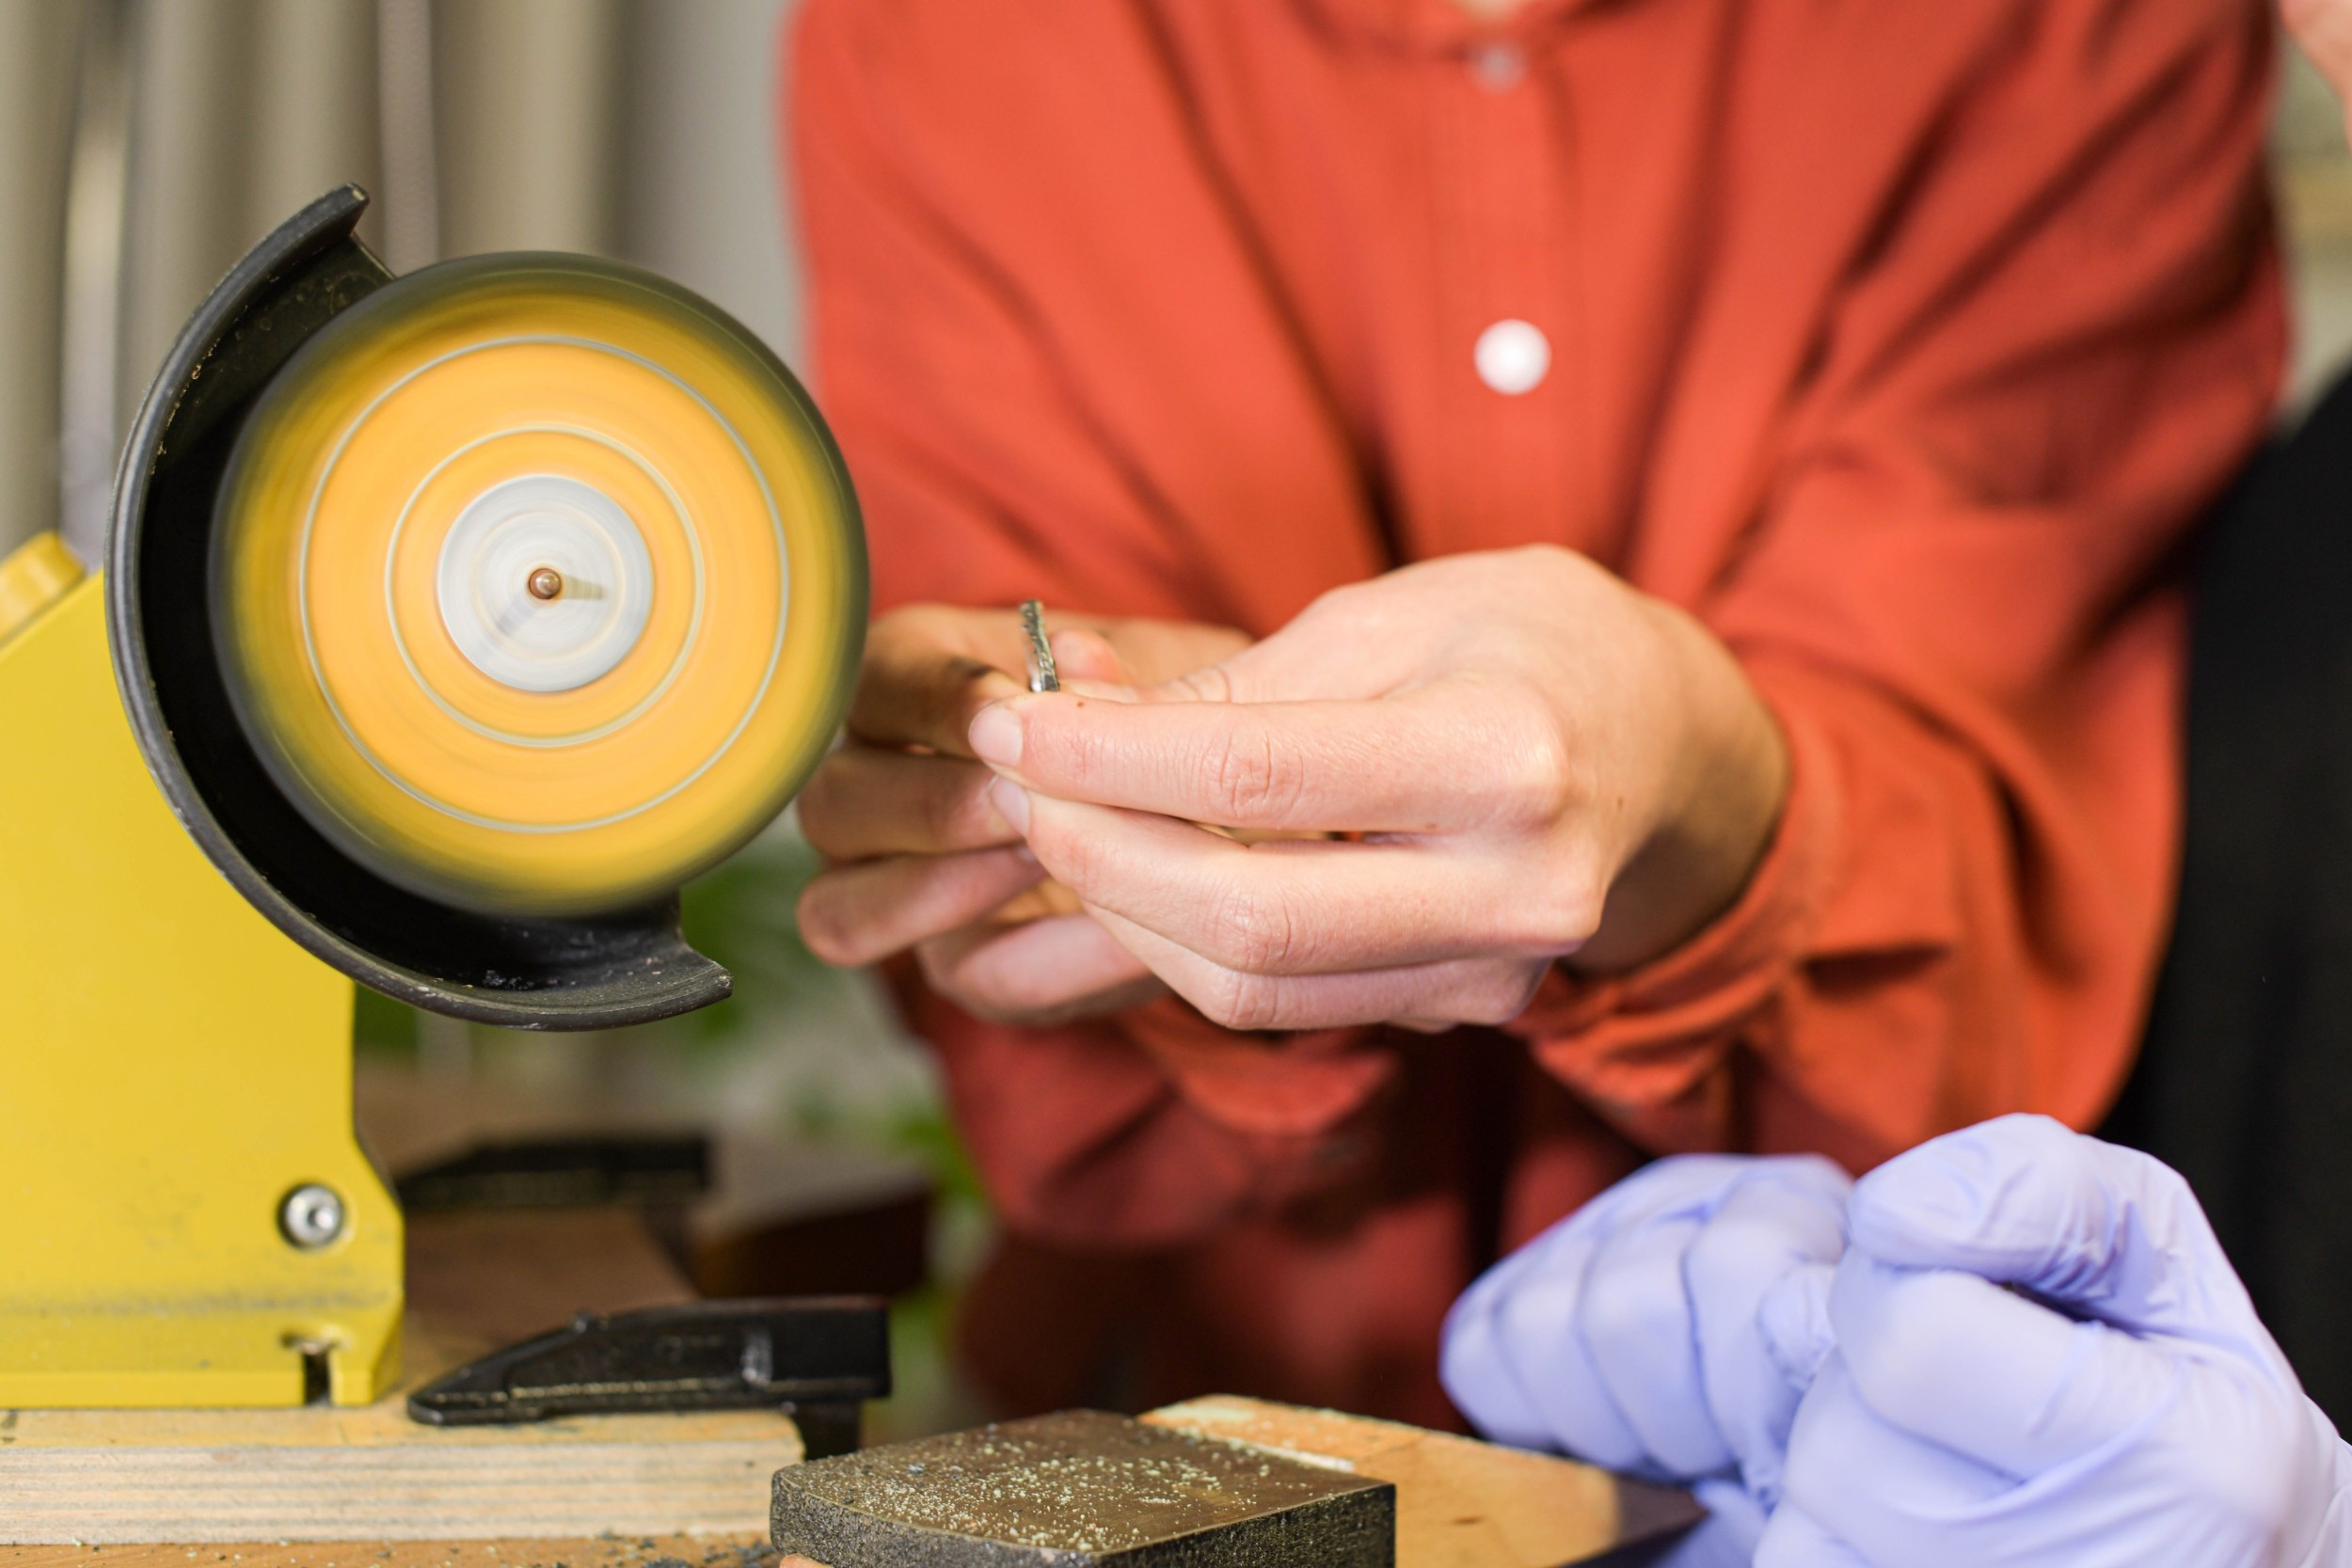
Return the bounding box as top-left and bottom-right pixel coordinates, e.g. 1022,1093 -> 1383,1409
989,776 -> 1031,833
969,703 -> 1024,768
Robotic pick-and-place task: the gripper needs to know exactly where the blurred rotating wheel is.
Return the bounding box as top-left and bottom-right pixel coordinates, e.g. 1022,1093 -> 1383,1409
211,253 -> 865,917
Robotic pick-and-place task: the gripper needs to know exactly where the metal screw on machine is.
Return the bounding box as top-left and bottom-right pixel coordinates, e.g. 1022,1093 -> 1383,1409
278,1183 -> 347,1248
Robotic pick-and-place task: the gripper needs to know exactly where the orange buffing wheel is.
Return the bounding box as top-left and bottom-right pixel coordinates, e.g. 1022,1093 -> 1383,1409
211,253 -> 865,917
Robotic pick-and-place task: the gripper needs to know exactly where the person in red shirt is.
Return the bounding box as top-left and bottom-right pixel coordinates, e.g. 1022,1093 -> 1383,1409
786,0 -> 2283,1427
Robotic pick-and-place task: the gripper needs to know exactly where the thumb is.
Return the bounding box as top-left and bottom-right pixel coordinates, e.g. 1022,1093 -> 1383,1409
1848,1114 -> 2286,1375
1136,600 -> 1414,706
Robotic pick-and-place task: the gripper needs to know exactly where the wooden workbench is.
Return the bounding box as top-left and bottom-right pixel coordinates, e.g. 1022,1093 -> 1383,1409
2,1538 -> 774,1568
0,1172 -> 1694,1564
0,1210 -> 801,1544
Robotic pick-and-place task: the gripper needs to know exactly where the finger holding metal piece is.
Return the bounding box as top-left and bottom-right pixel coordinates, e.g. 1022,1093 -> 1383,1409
1020,598 -> 1058,693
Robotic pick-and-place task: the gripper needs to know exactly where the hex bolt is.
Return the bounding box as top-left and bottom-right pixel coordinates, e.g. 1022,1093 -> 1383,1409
278,1183 -> 347,1249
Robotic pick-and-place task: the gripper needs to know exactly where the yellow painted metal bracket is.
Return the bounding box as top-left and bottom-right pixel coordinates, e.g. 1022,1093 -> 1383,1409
0,531 -> 86,647
0,562 -> 400,1407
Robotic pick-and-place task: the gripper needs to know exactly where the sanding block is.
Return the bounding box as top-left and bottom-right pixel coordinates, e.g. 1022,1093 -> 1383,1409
772,1398 -> 1704,1568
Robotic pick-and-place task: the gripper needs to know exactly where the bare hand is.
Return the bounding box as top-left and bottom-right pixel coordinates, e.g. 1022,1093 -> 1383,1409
796,604 -> 1248,1024
967,546 -> 1788,1033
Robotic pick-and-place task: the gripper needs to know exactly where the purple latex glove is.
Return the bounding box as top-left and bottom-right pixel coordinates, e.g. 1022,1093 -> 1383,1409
1441,1154 -> 1851,1561
1759,1114 -> 2352,1568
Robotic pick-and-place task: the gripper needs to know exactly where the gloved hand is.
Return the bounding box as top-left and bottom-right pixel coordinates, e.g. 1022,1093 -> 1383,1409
1440,1154 -> 1851,1563
1759,1114 -> 2352,1568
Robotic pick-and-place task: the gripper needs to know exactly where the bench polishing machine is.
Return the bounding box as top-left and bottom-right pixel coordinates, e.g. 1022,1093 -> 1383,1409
0,187 -> 866,1408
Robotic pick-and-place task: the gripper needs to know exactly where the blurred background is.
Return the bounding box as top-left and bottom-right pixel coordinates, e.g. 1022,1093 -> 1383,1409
1,0 -> 2349,1440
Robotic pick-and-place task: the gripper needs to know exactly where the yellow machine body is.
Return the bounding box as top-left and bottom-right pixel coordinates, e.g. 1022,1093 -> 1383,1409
0,553 -> 401,1408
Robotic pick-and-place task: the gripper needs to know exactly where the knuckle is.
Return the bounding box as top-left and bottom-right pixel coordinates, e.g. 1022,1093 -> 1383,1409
1197,967 -> 1284,1033
1578,1259 -> 1687,1359
1462,964 -> 1545,1026
916,777 -> 968,847
1031,718 -> 1116,796
1299,578 -> 1374,626
936,956 -> 1042,1025
919,938 -> 1048,1027
1166,663 -> 1236,703
1021,817 -> 1101,902
1687,1211 -> 1810,1292
1207,726 -> 1306,823
1466,698 -> 1581,830
1491,1280 -> 1578,1376
1436,961 -> 1544,1027
1207,881 -> 1305,974
1030,814 -> 1104,893
922,768 -> 997,848
1501,871 -> 1607,953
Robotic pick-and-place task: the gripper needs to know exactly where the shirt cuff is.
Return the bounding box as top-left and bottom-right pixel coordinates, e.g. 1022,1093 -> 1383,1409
1506,678 -> 1841,1125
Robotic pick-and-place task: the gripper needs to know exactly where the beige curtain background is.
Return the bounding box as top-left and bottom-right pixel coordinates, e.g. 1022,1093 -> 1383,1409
0,3 -> 80,567
0,0 -> 805,566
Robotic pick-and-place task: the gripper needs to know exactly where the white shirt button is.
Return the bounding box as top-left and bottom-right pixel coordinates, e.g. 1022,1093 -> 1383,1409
1474,319 -> 1550,395
1470,43 -> 1526,91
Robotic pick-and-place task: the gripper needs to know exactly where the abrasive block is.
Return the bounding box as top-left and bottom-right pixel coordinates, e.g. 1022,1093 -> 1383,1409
771,1409 -> 1395,1567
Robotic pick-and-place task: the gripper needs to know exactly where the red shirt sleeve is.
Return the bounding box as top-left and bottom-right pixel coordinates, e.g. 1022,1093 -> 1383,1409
1509,0 -> 2282,1169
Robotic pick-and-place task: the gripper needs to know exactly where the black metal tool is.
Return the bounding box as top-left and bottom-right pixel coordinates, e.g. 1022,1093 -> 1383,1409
406,1295 -> 890,1458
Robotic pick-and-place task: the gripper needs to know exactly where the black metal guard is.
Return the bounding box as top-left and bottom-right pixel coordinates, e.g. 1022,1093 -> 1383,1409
103,183 -> 733,1029
406,1296 -> 891,1460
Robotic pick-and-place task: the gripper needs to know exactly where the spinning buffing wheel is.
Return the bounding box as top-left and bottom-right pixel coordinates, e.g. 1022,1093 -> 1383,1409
213,252 -> 851,917
113,185 -> 866,1026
